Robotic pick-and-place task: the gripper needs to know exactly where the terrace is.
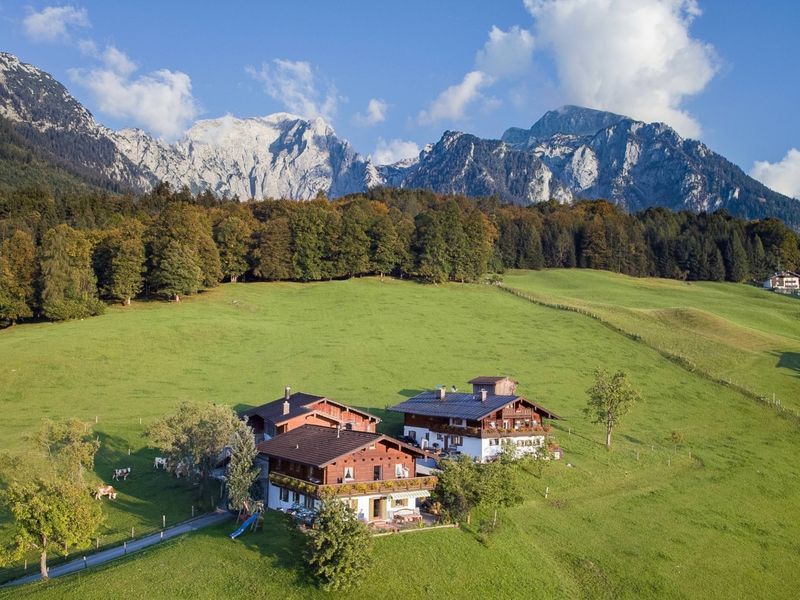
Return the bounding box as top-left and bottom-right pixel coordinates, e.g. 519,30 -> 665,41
269,472 -> 437,498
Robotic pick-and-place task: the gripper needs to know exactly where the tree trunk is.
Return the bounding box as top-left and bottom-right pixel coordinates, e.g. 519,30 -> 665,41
606,426 -> 613,449
39,550 -> 48,580
230,275 -> 238,283
174,294 -> 180,302
124,296 -> 131,306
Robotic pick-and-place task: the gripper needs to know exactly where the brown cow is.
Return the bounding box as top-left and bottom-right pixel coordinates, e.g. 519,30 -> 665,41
94,484 -> 117,500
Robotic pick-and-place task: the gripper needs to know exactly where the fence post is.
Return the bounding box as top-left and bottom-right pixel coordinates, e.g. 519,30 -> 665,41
95,415 -> 98,424
160,531 -> 164,542
544,486 -> 549,499
191,505 -> 195,518
131,527 -> 135,539
83,556 -> 87,570
96,538 -> 99,550
162,515 -> 166,528
23,559 -> 27,572
123,541 -> 127,555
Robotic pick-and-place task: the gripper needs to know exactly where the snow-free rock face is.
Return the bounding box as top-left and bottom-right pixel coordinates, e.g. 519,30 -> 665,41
0,52 -> 152,192
114,113 -> 377,200
386,105 -> 797,224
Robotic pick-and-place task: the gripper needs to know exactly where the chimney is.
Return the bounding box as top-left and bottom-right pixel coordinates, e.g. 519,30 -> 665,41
284,386 -> 291,400
481,389 -> 488,402
438,387 -> 446,400
282,400 -> 290,415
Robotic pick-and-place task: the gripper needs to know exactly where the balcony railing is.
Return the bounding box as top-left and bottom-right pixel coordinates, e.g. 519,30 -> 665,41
429,423 -> 552,439
269,472 -> 437,498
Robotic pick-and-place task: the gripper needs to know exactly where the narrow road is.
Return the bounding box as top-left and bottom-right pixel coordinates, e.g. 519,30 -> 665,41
2,510 -> 234,588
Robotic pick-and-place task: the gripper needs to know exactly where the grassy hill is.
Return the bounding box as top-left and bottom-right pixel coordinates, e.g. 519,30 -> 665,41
0,273 -> 798,598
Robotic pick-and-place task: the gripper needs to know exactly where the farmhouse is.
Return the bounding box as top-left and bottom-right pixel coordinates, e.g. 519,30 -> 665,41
763,271 -> 800,293
389,376 -> 561,462
257,425 -> 435,522
239,387 -> 380,440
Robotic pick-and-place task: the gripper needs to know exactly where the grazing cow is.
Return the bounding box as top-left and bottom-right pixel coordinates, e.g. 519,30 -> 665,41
112,467 -> 132,481
94,484 -> 117,500
173,460 -> 190,478
153,457 -> 167,469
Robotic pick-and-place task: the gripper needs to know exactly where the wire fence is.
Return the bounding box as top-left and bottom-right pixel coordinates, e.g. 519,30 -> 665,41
499,285 -> 800,425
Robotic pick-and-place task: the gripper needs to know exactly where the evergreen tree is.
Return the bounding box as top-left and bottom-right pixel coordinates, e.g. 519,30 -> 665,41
723,230 -> 749,282
707,243 -> 726,282
226,421 -> 259,512
368,213 -> 399,278
149,240 -> 203,302
0,230 -> 36,323
95,220 -> 145,305
305,500 -> 372,591
214,215 -> 252,282
291,205 -> 326,281
413,211 -> 449,283
251,218 -> 293,280
337,205 -> 370,277
197,233 -> 222,288
39,224 -> 104,320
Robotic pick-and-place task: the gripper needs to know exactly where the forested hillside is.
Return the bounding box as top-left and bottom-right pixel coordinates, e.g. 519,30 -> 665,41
0,184 -> 798,326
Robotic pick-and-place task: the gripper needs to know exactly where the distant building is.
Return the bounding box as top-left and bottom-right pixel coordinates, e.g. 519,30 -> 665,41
239,387 -> 380,440
257,425 -> 434,522
763,271 -> 800,293
388,376 -> 561,462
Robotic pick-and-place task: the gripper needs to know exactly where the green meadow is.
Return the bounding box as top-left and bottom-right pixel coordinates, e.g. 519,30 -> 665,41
0,273 -> 798,598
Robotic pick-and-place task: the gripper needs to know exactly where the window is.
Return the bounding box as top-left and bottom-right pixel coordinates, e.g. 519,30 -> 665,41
451,418 -> 465,427
292,490 -> 300,503
436,433 -> 443,441
450,435 -> 463,447
343,466 -> 354,481
304,495 -> 315,509
280,487 -> 289,502
373,465 -> 382,481
408,430 -> 417,440
393,498 -> 408,507
488,438 -> 499,446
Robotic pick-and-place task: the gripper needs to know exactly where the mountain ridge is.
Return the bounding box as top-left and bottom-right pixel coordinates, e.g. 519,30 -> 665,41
1,51 -> 798,228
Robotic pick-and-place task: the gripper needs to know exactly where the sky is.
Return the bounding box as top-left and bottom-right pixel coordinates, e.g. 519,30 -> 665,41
1,0 -> 798,198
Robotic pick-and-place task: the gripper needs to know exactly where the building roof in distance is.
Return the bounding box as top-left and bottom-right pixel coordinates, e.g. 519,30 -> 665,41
239,392 -> 380,426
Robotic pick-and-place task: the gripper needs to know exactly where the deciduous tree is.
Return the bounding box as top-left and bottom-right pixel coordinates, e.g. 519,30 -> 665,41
584,368 -> 641,449
226,421 -> 259,512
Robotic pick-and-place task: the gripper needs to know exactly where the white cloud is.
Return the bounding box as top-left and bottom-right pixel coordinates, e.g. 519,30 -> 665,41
246,59 -> 338,121
23,5 -> 89,43
354,98 -> 388,126
419,23 -> 534,125
751,149 -> 800,199
475,25 -> 535,79
418,71 -> 490,125
524,0 -> 717,138
71,47 -> 198,140
371,138 -> 421,165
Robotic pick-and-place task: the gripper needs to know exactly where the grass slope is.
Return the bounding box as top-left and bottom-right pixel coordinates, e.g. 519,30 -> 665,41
504,269 -> 800,413
0,275 -> 798,598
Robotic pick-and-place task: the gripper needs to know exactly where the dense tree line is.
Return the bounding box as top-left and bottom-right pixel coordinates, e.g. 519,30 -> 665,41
0,183 -> 798,325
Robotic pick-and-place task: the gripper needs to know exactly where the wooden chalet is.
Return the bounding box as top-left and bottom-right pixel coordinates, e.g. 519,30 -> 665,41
258,425 -> 435,522
239,387 -> 380,440
388,376 -> 561,462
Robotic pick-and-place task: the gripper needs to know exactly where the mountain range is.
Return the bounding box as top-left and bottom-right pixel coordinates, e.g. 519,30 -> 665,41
1,52 -> 798,228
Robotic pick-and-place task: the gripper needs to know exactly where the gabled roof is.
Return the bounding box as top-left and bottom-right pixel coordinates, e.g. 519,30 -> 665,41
239,392 -> 380,427
388,391 -> 561,421
256,425 -> 424,467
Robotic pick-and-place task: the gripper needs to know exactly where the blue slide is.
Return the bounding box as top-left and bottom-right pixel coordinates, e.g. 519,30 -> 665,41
229,512 -> 259,539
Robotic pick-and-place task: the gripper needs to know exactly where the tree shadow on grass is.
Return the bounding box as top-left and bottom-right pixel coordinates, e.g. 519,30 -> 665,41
773,351 -> 800,378
234,510 -> 314,588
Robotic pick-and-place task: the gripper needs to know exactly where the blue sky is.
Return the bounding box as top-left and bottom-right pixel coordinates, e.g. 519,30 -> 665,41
1,1 -> 798,197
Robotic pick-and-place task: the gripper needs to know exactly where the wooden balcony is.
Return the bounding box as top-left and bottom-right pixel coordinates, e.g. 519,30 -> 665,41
269,472 -> 437,498
430,423 -> 552,439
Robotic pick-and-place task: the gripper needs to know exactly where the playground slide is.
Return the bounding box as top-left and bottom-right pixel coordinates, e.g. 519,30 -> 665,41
229,512 -> 259,539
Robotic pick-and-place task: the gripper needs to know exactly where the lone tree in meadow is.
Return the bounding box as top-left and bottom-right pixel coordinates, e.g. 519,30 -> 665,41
585,368 -> 641,449
1,478 -> 104,580
305,500 -> 372,591
226,420 -> 259,512
1,418 -> 103,580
